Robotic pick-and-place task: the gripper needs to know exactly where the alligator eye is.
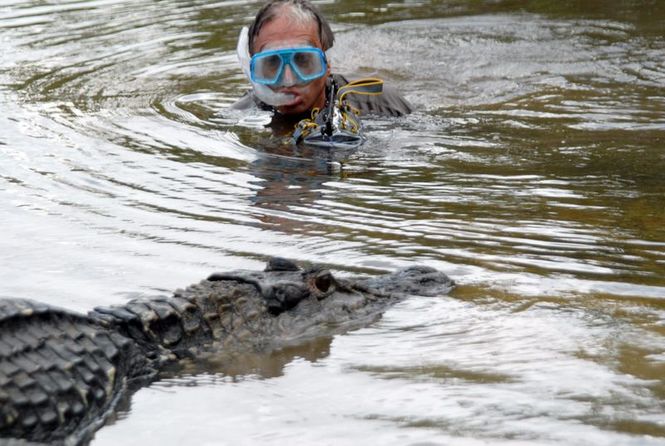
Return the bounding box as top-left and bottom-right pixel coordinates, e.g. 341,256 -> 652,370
314,272 -> 333,292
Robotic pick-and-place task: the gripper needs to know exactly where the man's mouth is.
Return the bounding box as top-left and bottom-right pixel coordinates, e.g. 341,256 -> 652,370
277,91 -> 302,107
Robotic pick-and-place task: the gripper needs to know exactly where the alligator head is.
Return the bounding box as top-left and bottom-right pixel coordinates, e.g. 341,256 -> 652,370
203,257 -> 455,349
209,257 -> 454,310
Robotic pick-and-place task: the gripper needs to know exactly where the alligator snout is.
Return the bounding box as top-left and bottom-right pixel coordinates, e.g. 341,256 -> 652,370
359,264 -> 455,297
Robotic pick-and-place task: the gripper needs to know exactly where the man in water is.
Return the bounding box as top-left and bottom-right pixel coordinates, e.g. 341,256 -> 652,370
233,0 -> 413,122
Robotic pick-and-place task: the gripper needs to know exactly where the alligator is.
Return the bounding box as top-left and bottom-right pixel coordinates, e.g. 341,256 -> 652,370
0,257 -> 453,445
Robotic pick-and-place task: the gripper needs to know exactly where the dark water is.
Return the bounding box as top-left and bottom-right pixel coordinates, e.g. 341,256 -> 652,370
1,1 -> 664,444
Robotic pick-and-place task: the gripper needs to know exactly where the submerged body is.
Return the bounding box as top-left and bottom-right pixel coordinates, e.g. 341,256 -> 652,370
0,258 -> 453,445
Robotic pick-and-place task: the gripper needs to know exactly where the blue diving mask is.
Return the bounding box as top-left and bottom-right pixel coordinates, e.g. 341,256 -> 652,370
250,47 -> 327,87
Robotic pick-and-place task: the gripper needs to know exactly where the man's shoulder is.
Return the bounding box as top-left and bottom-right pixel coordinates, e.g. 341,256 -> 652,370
332,73 -> 413,117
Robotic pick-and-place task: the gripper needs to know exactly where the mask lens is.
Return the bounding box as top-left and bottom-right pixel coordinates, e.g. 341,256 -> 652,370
292,50 -> 324,78
253,54 -> 283,84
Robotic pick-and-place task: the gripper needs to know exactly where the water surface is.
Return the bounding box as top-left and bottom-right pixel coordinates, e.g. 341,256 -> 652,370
1,1 -> 664,444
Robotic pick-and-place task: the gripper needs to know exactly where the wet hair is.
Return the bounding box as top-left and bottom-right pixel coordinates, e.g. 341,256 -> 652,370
248,0 -> 335,54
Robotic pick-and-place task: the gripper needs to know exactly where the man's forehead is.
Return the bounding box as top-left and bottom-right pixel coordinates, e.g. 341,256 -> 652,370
262,39 -> 318,51
253,15 -> 322,52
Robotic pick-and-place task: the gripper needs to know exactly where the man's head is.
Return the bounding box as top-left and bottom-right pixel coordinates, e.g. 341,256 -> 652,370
247,0 -> 334,115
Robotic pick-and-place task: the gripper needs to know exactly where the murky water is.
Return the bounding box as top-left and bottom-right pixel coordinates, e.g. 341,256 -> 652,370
1,0 -> 665,444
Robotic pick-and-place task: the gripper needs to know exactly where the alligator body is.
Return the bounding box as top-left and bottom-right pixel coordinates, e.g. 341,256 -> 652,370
0,258 -> 453,445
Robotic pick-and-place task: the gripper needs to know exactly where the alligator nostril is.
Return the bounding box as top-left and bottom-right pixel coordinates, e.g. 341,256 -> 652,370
314,272 -> 333,292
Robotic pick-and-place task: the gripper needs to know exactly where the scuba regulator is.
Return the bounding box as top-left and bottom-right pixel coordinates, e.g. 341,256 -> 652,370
292,77 -> 384,150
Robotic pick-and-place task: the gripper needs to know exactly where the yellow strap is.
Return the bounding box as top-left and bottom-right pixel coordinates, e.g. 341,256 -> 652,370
338,77 -> 384,103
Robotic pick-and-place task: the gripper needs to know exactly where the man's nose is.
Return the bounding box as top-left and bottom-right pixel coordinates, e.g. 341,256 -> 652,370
281,65 -> 297,87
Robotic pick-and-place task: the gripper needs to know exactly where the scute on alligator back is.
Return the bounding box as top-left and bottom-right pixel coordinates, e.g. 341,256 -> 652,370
0,299 -> 141,445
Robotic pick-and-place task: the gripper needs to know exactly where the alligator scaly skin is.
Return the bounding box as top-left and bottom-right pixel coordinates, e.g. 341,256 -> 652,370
0,259 -> 454,445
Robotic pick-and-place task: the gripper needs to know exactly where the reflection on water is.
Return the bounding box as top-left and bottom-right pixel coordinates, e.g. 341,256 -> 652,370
1,0 -> 664,444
